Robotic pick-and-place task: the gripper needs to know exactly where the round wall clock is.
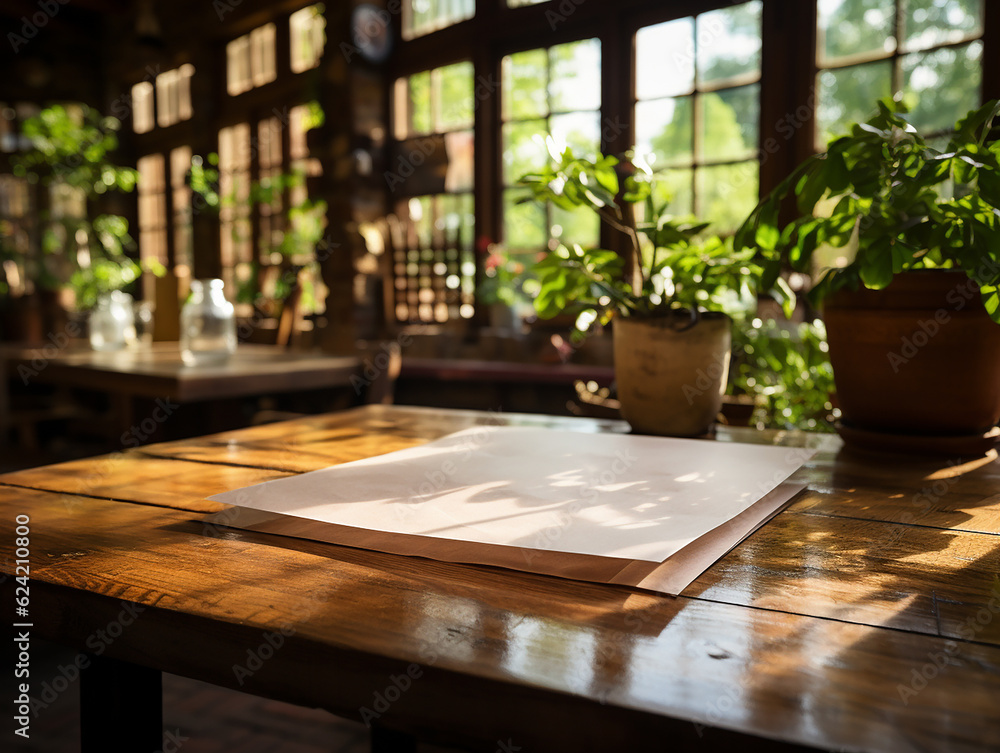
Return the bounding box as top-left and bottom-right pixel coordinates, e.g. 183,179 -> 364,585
351,4 -> 394,64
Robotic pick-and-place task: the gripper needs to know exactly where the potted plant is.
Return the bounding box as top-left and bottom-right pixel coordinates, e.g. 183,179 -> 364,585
519,146 -> 794,436
736,99 -> 1000,451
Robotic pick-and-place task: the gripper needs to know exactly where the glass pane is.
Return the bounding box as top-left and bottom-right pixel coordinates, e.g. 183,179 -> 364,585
653,168 -> 694,218
403,0 -> 475,41
435,61 -> 474,131
552,205 -> 600,248
549,111 -> 600,160
226,36 -> 250,96
636,17 -> 696,99
504,188 -> 547,250
502,119 -> 548,184
903,0 -> 982,52
132,82 -> 154,134
697,161 -> 759,234
635,96 -> 694,168
250,23 -> 277,88
699,85 -> 759,162
902,41 -> 982,134
444,130 -> 474,192
818,0 -> 895,64
409,71 -> 432,134
290,4 -> 325,73
697,1 -> 762,86
816,59 -> 893,145
549,39 -> 601,112
503,49 -> 548,119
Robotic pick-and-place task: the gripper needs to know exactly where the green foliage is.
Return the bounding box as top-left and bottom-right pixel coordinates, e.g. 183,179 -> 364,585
12,104 -> 137,194
736,98 -> 1000,323
730,317 -> 838,432
477,246 -> 531,307
8,104 -> 155,308
189,154 -> 328,310
519,145 -> 793,339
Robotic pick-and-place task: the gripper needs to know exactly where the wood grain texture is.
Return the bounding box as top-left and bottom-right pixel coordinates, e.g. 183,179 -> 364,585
1,405 -> 998,752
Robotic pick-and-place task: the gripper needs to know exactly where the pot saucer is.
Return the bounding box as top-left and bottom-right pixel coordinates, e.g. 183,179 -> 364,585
835,422 -> 1000,458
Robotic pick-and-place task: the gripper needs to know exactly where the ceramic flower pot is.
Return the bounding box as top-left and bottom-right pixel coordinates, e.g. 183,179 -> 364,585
613,312 -> 732,437
823,269 -> 1000,450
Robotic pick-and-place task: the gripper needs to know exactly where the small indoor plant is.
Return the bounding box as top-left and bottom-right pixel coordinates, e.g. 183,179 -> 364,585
520,145 -> 793,436
736,99 -> 1000,450
9,104 -> 156,313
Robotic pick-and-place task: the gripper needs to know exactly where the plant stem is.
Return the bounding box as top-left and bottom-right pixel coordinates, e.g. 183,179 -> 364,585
596,206 -> 643,297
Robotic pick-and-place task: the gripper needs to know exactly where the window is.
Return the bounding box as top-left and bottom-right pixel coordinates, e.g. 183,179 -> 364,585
290,4 -> 326,73
501,39 -> 602,255
132,65 -> 194,133
634,2 -> 762,234
816,0 -> 984,144
227,23 -> 277,96
391,61 -> 476,322
132,82 -> 154,134
402,0 -> 474,41
218,122 -> 252,292
156,65 -> 195,128
0,173 -> 32,296
137,154 -> 167,299
170,147 -> 193,271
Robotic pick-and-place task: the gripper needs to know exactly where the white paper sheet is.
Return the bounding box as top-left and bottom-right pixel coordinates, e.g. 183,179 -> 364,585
210,426 -> 815,563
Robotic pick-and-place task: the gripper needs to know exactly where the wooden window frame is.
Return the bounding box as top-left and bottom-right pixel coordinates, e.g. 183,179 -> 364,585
387,0 -> 1000,289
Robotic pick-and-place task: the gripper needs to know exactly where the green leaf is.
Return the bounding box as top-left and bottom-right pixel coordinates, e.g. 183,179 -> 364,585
859,239 -> 894,288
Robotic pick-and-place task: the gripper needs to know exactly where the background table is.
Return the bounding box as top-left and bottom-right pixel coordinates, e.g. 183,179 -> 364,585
0,343 -> 361,445
1,405 -> 998,752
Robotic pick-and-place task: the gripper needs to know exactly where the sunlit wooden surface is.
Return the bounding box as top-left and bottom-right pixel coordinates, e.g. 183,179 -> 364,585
1,405 -> 998,752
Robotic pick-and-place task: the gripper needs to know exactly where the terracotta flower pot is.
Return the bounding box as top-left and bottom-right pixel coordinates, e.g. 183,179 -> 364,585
613,312 -> 731,436
823,270 -> 1000,441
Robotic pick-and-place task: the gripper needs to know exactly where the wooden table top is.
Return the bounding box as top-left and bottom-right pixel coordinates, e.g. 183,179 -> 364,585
1,405 -> 998,752
3,342 -> 361,401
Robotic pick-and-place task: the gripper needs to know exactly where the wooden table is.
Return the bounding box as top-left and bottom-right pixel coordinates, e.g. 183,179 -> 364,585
0,342 -> 361,443
1,405 -> 998,752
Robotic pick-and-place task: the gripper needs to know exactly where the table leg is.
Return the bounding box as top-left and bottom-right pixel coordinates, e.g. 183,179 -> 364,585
80,654 -> 162,753
371,723 -> 417,753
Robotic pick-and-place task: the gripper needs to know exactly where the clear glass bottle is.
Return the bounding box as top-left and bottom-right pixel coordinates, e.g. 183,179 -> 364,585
180,279 -> 237,366
89,291 -> 137,351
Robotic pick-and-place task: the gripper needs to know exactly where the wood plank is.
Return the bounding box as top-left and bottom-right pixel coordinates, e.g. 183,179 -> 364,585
1,487 -> 998,753
0,455 -> 290,513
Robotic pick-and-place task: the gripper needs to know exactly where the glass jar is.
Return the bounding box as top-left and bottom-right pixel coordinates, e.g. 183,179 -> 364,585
89,291 -> 137,351
133,300 -> 154,345
180,279 -> 237,366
